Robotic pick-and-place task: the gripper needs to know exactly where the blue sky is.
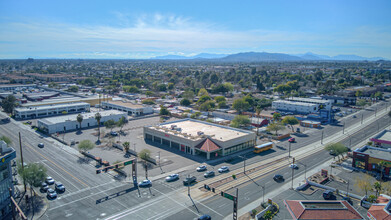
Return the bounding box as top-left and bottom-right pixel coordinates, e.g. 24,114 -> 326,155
0,0 -> 391,59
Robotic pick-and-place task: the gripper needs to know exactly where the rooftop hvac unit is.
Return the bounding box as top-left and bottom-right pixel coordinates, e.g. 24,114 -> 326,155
175,127 -> 182,132
171,125 -> 177,130
197,131 -> 204,136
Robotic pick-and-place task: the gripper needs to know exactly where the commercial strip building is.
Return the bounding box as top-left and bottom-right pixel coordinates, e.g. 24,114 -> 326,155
272,100 -> 319,114
102,100 -> 153,116
284,200 -> 364,220
322,95 -> 357,106
300,120 -> 321,128
143,119 -> 256,159
367,195 -> 391,220
287,97 -> 332,110
14,102 -> 90,119
37,110 -> 127,134
21,96 -> 112,108
0,84 -> 36,91
352,146 -> 391,177
0,141 -> 16,219
370,130 -> 391,149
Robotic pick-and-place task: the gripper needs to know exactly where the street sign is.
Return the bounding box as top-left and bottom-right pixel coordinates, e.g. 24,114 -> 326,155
124,160 -> 133,166
224,192 -> 235,201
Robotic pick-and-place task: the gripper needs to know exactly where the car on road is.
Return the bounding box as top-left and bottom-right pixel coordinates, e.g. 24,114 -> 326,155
138,179 -> 152,187
41,182 -> 49,192
352,115 -> 357,118
198,214 -> 212,220
47,188 -> 57,199
204,171 -> 215,178
38,143 -> 44,148
336,113 -> 343,117
323,190 -> 334,200
55,182 -> 65,192
110,131 -> 118,136
45,176 -> 55,185
196,165 -> 207,172
183,176 -> 197,185
288,137 -> 295,143
289,164 -> 298,169
218,166 -> 229,173
165,174 -> 179,182
273,174 -> 284,182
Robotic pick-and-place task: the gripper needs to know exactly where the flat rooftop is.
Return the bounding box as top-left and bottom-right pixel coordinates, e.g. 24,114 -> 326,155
105,100 -> 144,109
372,130 -> 391,142
288,97 -> 331,104
274,100 -> 318,107
22,96 -> 101,107
39,110 -> 125,125
301,201 -> 346,209
151,119 -> 251,142
360,146 -> 391,161
15,102 -> 89,111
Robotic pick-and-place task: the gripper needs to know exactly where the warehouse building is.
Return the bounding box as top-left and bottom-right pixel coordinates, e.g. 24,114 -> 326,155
14,102 -> 90,119
102,100 -> 153,116
37,110 -> 126,134
272,100 -> 319,114
144,119 -> 256,159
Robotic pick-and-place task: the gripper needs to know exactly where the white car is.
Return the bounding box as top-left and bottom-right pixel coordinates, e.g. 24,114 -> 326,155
45,176 -> 55,185
196,165 -> 207,172
165,174 -> 179,182
289,164 -> 298,169
138,179 -> 152,187
218,166 -> 229,173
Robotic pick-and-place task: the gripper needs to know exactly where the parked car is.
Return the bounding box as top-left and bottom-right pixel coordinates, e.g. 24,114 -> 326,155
196,165 -> 207,172
289,164 -> 298,169
55,182 -> 65,192
38,143 -> 44,148
273,174 -> 284,182
165,174 -> 179,182
183,176 -> 197,185
323,190 -> 334,200
138,179 -> 152,187
288,138 -> 295,143
45,176 -> 55,185
204,171 -> 215,178
110,131 -> 118,136
47,188 -> 57,199
218,166 -> 229,173
198,214 -> 212,220
41,182 -> 49,192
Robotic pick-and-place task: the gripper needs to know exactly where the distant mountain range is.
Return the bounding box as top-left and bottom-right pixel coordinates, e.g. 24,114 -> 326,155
150,51 -> 388,61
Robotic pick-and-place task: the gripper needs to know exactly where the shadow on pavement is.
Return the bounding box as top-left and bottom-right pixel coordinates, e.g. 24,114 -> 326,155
96,187 -> 138,204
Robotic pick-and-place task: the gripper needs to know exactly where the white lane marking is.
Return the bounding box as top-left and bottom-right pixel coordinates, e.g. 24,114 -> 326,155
58,181 -> 118,200
41,161 -> 81,191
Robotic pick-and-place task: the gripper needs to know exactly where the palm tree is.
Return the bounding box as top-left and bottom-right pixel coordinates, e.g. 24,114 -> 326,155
256,106 -> 262,136
95,112 -> 102,143
378,161 -> 387,180
76,114 -> 83,132
123,142 -> 130,155
374,181 -> 382,197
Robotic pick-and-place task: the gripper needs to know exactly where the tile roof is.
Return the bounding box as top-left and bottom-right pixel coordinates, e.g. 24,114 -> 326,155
284,200 -> 364,220
195,138 -> 221,152
368,196 -> 391,220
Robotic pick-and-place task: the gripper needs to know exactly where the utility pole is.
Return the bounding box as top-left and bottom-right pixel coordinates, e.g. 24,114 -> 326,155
260,185 -> 265,203
342,122 -> 345,134
233,188 -> 238,220
9,188 -> 15,220
158,151 -> 163,174
375,107 -> 377,117
321,130 -> 324,144
133,143 -> 136,152
18,132 -> 26,192
187,175 -> 190,196
304,164 -> 307,180
346,180 -> 350,197
291,157 -> 295,189
288,142 -> 291,158
361,114 -> 363,125
145,160 -> 148,180
239,155 -> 246,174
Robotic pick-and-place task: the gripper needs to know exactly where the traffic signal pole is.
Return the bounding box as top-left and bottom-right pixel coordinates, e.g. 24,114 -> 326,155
19,132 -> 26,192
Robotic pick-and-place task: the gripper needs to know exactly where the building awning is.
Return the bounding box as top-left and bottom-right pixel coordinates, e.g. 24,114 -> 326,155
195,138 -> 221,152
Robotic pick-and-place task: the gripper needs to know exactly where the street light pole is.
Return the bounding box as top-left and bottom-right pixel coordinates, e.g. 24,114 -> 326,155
291,157 -> 295,189
375,107 -> 377,117
289,142 -> 291,158
260,185 -> 265,203
18,132 -> 26,192
346,180 -> 350,197
361,114 -> 363,125
239,155 -> 247,174
321,130 -> 324,144
343,122 -> 345,134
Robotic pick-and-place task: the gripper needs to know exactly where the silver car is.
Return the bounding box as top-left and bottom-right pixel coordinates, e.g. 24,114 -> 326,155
165,174 -> 179,182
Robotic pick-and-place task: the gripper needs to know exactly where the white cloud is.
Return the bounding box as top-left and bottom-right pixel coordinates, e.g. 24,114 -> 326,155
0,13 -> 390,58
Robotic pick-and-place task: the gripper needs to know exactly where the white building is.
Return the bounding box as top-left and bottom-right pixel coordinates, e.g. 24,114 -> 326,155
144,119 -> 256,159
14,102 -> 90,119
102,100 -> 153,116
287,97 -> 332,110
37,110 -> 127,134
272,100 -> 319,114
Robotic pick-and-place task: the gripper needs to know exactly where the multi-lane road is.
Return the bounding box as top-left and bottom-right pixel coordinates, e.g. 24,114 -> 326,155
0,100 -> 389,220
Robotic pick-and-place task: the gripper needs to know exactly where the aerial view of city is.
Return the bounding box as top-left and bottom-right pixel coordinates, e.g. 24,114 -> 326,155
0,1 -> 391,220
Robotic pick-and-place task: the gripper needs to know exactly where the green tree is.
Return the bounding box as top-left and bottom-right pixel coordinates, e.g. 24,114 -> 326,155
122,141 -> 130,154
104,119 -> 116,132
282,116 -> 299,132
168,83 -> 174,90
123,85 -> 139,93
0,136 -> 12,145
117,116 -> 128,133
374,181 -> 382,197
1,95 -> 17,113
199,100 -> 215,112
77,140 -> 95,152
76,114 -> 83,131
324,142 -> 349,160
91,88 -> 96,94
232,98 -> 250,114
158,84 -> 167,91
266,123 -> 285,136
139,149 -> 151,161
198,88 -> 209,97
230,115 -> 250,128
357,99 -> 367,107
197,95 -> 211,104
217,101 -> 228,109
67,85 -> 79,92
374,92 -> 383,100
145,91 -> 154,97
160,106 -> 171,116
214,96 -> 226,103
95,112 -> 102,143
355,90 -> 363,98
180,98 -> 191,106
354,174 -> 372,196
273,113 -> 282,121
142,99 -> 155,105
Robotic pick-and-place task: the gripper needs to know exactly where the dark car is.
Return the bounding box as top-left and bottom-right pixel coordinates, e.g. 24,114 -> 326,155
204,171 -> 215,178
41,182 -> 49,192
323,190 -> 334,200
55,182 -> 65,192
183,176 -> 197,185
273,174 -> 284,182
47,188 -> 57,199
38,143 -> 44,148
198,214 -> 211,220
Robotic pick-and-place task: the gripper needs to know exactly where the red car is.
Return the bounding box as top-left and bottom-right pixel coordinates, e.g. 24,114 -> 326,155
288,138 -> 295,143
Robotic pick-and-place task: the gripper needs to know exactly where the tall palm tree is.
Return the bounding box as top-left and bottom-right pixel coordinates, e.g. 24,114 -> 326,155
374,181 -> 382,197
76,114 -> 83,132
95,112 -> 102,143
256,106 -> 262,136
123,142 -> 130,155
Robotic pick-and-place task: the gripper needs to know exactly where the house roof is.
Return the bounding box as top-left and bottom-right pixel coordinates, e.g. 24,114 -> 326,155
284,200 -> 364,220
195,138 -> 221,152
368,196 -> 391,220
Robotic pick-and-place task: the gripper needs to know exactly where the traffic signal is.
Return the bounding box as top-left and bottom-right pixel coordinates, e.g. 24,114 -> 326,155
96,169 -> 101,174
204,184 -> 210,191
115,164 -> 119,169
220,191 -> 224,196
212,188 -> 215,193
103,167 -> 108,172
